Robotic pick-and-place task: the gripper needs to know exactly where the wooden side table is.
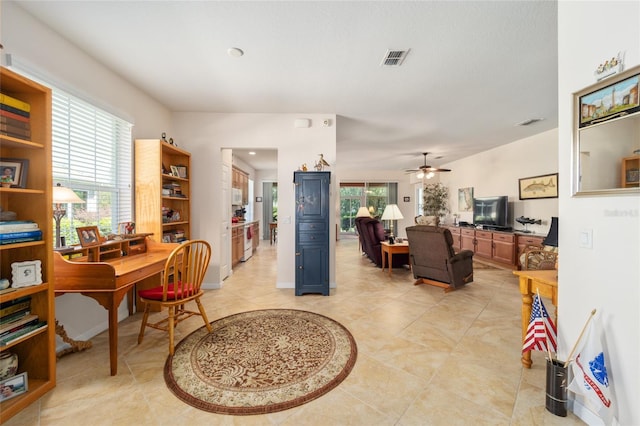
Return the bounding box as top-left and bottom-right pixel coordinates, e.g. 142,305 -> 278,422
380,241 -> 409,276
269,222 -> 277,245
513,269 -> 558,368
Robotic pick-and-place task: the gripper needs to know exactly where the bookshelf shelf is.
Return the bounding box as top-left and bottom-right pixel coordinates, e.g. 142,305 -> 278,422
0,67 -> 55,423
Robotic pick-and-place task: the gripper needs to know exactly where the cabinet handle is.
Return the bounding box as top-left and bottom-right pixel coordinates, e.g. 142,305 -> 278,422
298,266 -> 303,269
295,252 -> 301,256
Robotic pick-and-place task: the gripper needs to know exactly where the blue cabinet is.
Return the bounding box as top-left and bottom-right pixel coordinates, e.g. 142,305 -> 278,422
294,171 -> 330,296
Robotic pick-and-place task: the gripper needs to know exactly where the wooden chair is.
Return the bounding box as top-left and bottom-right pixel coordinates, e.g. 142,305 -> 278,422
137,239 -> 212,355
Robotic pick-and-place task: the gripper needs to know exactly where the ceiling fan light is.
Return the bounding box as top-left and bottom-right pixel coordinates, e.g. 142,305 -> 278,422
416,171 -> 424,179
426,171 -> 435,179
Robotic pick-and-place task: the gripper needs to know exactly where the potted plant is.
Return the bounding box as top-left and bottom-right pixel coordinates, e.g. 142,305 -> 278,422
422,182 -> 449,226
1,176 -> 12,188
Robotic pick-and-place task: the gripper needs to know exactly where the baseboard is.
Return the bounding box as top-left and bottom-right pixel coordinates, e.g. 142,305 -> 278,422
568,398 -> 605,425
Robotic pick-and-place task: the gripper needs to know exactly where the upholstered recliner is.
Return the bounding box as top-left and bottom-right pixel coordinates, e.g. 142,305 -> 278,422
356,216 -> 408,268
406,225 -> 474,292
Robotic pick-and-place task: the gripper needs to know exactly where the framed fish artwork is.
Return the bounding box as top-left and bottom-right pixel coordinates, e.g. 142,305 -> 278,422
519,173 -> 558,200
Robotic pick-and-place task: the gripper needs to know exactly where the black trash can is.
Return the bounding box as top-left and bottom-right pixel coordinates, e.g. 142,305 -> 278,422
546,358 -> 567,416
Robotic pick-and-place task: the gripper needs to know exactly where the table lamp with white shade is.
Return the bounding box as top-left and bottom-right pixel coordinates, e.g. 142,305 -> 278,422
356,207 -> 371,218
381,204 -> 403,244
53,183 -> 85,248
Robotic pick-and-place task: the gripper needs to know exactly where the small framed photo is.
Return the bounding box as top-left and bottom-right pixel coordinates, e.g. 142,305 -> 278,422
76,226 -> 102,247
255,196 -> 263,202
174,165 -> 188,179
519,173 -> 559,200
0,372 -> 28,402
403,196 -> 410,202
0,158 -> 29,188
11,260 -> 43,288
170,165 -> 180,177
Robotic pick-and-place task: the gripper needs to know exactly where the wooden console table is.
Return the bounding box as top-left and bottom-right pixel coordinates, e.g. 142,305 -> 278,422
513,269 -> 558,368
380,241 -> 409,276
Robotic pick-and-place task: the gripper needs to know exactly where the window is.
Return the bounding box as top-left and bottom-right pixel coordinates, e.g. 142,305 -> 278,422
339,182 -> 397,234
51,90 -> 133,245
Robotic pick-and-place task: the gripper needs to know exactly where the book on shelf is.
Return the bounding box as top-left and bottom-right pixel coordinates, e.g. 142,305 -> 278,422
0,230 -> 42,245
0,103 -> 30,118
0,221 -> 39,233
0,314 -> 39,337
0,92 -> 31,113
0,108 -> 30,123
0,123 -> 31,139
0,296 -> 31,318
0,115 -> 31,130
0,321 -> 47,346
0,308 -> 32,326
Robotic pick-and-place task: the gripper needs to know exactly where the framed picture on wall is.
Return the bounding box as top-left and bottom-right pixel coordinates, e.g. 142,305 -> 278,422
519,173 -> 559,200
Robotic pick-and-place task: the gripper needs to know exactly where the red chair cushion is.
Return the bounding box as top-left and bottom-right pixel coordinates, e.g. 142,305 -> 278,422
139,282 -> 196,300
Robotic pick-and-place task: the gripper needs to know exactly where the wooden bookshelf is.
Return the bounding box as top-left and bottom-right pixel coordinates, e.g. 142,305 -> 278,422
134,139 -> 191,243
0,67 -> 55,423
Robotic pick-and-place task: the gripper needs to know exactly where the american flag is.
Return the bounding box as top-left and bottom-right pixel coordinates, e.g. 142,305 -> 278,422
522,294 -> 557,353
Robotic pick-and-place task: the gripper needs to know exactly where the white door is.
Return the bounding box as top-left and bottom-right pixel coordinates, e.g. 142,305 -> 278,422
220,149 -> 232,280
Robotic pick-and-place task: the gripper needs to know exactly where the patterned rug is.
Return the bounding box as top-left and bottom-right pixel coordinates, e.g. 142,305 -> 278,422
164,309 -> 358,415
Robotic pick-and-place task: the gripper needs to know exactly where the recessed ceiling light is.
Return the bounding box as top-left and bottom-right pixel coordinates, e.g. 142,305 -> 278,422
249,151 -> 256,155
227,47 -> 244,57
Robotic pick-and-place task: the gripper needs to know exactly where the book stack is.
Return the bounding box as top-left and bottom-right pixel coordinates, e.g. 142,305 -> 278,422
0,220 -> 42,245
0,296 -> 47,346
162,182 -> 184,197
0,92 -> 31,140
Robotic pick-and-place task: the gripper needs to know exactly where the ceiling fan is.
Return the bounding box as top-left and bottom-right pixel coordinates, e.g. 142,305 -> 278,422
405,152 -> 451,176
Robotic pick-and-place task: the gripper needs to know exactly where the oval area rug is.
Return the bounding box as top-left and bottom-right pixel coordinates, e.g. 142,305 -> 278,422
164,309 -> 358,415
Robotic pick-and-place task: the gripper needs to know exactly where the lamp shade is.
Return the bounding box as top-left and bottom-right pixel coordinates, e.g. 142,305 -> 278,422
356,207 -> 371,218
381,204 -> 404,221
543,216 -> 558,247
53,184 -> 84,204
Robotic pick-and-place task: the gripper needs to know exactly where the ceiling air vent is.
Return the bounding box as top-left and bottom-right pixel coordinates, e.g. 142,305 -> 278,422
517,118 -> 544,126
381,49 -> 410,66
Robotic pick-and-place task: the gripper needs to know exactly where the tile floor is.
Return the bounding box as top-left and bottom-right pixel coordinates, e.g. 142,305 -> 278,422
4,237 -> 585,425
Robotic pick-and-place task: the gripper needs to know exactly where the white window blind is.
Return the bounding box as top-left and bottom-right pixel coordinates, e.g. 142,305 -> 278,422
51,90 -> 133,243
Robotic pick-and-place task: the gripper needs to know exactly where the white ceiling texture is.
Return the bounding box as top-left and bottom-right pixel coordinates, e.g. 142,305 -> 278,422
13,1 -> 558,172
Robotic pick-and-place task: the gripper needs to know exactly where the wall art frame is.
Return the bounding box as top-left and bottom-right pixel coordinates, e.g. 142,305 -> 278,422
579,67 -> 639,128
519,173 -> 559,200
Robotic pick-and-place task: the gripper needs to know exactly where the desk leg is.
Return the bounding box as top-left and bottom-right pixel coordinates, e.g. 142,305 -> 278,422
108,294 -> 119,376
388,252 -> 393,276
519,277 -> 533,369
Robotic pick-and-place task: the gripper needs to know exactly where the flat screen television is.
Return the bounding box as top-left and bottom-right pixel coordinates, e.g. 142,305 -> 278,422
473,196 -> 509,229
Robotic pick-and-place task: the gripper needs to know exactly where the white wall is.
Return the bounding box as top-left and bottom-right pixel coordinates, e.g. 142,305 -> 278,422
172,113 -> 337,289
558,2 -> 639,425
2,2 -> 172,342
440,129 -> 559,235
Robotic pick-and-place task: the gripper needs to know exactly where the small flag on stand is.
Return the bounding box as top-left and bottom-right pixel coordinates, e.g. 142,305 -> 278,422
568,317 -> 616,425
522,294 -> 557,354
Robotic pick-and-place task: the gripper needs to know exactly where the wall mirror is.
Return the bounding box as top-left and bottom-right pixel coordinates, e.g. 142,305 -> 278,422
572,64 -> 640,196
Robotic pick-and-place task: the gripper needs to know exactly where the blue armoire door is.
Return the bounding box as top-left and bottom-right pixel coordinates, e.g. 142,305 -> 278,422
294,171 -> 330,296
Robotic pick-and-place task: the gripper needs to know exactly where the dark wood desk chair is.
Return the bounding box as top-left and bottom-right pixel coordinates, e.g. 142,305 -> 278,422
137,239 -> 212,355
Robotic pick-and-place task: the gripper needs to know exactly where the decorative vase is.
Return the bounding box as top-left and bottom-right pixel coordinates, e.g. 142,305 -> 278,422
0,352 -> 18,380
1,183 -> 11,188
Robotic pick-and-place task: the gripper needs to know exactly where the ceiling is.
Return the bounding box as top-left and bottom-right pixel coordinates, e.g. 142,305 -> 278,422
14,1 -> 558,172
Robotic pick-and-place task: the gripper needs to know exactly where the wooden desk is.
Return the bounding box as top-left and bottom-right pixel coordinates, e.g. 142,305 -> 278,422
54,238 -> 178,375
513,269 -> 558,368
270,222 -> 277,245
381,241 -> 409,276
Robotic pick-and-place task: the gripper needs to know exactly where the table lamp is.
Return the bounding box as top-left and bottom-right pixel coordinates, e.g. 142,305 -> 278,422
53,183 -> 85,248
356,207 -> 371,218
381,204 -> 403,244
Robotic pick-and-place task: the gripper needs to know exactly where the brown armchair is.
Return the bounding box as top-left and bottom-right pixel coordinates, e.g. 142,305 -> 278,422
520,217 -> 559,270
406,225 -> 474,292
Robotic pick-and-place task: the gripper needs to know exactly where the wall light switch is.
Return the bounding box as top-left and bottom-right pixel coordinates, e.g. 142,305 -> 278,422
579,228 -> 593,249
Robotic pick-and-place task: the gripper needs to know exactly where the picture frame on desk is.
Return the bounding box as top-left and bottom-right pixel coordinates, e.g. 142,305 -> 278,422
0,372 -> 28,402
0,158 -> 29,188
76,225 -> 102,247
11,260 -> 42,288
